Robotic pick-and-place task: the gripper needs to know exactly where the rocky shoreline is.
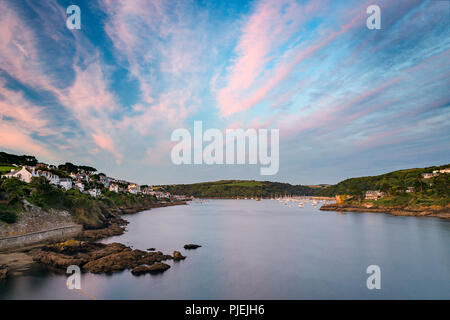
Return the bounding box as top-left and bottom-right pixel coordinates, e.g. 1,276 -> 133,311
30,240 -> 175,275
0,200 -> 193,280
320,203 -> 450,219
77,200 -> 187,241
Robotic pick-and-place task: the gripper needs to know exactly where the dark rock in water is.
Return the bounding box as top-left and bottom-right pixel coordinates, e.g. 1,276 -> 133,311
30,241 -> 174,274
131,265 -> 149,275
147,262 -> 170,273
173,251 -> 186,261
147,248 -> 156,251
184,244 -> 201,250
0,264 -> 9,280
131,262 -> 170,275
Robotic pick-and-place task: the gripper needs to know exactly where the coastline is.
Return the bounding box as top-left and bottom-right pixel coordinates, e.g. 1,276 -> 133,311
78,200 -> 187,241
192,196 -> 334,200
320,203 -> 450,220
0,200 -> 187,279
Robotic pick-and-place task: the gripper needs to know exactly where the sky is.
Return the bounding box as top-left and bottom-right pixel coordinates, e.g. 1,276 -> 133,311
0,0 -> 449,185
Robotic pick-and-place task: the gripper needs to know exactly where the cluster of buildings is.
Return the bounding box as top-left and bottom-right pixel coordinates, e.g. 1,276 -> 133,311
421,168 -> 450,179
1,165 -> 183,200
364,190 -> 386,201
365,186 -> 416,200
363,168 -> 450,201
1,166 -> 73,190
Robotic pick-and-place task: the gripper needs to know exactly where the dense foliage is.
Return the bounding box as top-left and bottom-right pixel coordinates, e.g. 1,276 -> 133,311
0,177 -> 157,226
161,180 -> 316,198
0,152 -> 37,166
315,164 -> 450,197
314,165 -> 450,207
58,162 -> 97,173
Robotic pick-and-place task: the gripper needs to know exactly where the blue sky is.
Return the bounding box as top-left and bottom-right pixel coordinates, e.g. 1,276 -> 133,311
0,0 -> 449,185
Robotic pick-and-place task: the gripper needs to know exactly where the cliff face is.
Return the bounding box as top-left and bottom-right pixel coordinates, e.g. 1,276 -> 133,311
320,203 -> 450,219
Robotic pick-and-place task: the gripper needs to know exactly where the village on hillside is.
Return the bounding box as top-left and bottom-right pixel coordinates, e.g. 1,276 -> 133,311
1,162 -> 189,201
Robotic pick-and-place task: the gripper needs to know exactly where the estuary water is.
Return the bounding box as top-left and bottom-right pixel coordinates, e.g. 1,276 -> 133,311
1,199 -> 449,299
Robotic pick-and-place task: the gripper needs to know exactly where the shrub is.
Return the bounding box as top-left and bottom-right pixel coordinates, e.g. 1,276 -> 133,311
0,211 -> 18,224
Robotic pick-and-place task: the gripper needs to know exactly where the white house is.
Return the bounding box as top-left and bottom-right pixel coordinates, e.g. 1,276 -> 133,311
34,170 -> 60,185
365,190 -> 385,200
109,183 -> 119,193
127,183 -> 140,194
422,172 -> 438,179
151,190 -> 170,199
75,181 -> 84,192
1,166 -> 33,183
439,168 -> 450,174
99,175 -> 111,187
88,188 -> 101,198
70,172 -> 90,182
59,178 -> 73,190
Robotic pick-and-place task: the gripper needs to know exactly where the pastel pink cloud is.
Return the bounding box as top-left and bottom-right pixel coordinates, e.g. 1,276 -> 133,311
0,121 -> 55,160
216,0 -> 328,117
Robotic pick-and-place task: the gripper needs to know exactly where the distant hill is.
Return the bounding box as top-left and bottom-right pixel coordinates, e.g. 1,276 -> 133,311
163,164 -> 450,200
315,164 -> 450,197
161,180 -> 316,198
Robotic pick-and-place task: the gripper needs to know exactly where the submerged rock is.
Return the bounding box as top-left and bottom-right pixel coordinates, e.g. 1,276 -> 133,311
147,262 -> 170,273
131,262 -> 170,275
184,244 -> 201,250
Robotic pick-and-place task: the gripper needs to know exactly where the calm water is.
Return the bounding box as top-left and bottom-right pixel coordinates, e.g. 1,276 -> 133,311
1,199 -> 449,299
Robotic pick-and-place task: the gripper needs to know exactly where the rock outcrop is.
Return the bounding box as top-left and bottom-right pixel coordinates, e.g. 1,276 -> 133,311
131,262 -> 171,275
184,244 -> 202,249
173,251 -> 186,261
30,240 -> 175,275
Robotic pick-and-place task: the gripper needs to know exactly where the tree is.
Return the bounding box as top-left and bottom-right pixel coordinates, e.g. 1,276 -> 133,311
414,175 -> 424,194
380,181 -> 392,196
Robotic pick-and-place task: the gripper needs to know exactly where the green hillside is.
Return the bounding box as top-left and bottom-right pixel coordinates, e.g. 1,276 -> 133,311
315,164 -> 450,197
161,180 -> 316,198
